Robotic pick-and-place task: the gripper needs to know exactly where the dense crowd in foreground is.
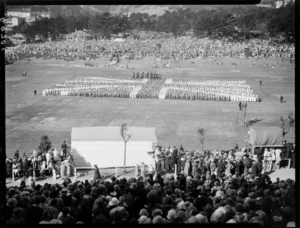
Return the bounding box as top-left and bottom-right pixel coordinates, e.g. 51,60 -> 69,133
5,142 -> 296,226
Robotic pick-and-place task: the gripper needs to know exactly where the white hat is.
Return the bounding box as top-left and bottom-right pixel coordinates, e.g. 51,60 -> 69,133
108,197 -> 119,207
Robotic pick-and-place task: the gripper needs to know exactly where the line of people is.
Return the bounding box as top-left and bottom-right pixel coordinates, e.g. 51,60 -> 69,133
146,143 -> 295,178
132,72 -> 161,79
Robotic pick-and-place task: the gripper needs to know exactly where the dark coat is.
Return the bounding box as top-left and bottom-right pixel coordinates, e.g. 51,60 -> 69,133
26,205 -> 43,224
234,161 -> 243,175
93,166 -> 101,181
242,158 -> 252,168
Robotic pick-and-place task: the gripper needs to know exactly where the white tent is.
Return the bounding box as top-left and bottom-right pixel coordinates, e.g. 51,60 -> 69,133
71,126 -> 157,168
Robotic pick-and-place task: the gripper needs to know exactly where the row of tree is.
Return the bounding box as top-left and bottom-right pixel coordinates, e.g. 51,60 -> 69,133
8,5 -> 295,42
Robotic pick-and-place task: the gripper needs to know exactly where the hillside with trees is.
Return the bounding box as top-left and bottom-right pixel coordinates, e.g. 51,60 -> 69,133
6,4 -> 295,43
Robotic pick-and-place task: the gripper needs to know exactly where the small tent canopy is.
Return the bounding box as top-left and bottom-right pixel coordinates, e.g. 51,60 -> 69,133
71,126 -> 157,168
249,127 -> 283,146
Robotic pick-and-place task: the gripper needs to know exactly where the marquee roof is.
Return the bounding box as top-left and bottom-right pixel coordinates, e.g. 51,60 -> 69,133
71,126 -> 157,142
249,127 -> 283,146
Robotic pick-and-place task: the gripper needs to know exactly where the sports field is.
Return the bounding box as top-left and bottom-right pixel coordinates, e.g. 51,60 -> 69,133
5,56 -> 295,159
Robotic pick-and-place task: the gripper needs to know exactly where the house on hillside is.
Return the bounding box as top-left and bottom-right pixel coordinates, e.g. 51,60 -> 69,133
6,10 -> 31,19
10,33 -> 26,45
4,17 -> 18,31
65,30 -> 93,42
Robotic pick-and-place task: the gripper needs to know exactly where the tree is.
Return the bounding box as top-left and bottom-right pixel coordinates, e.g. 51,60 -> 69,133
38,135 -> 52,154
280,112 -> 295,138
120,123 -> 132,172
197,128 -> 205,152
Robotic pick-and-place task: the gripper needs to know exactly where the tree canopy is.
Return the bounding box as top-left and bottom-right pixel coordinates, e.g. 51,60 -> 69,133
15,5 -> 295,43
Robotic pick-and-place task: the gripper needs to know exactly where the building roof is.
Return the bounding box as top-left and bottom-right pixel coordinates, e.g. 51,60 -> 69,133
249,127 -> 283,146
66,30 -> 92,37
11,33 -> 25,38
71,126 -> 157,142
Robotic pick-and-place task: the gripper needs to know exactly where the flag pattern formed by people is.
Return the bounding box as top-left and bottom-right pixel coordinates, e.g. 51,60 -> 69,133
43,77 -> 259,102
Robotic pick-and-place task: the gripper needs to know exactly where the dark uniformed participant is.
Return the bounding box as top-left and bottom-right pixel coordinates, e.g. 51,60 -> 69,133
15,150 -> 19,160
61,141 -> 68,159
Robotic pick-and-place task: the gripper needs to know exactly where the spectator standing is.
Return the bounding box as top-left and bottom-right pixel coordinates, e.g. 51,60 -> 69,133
61,141 -> 68,159
15,150 -> 19,160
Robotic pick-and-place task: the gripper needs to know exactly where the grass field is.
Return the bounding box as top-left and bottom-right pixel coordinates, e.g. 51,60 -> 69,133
5,56 -> 295,159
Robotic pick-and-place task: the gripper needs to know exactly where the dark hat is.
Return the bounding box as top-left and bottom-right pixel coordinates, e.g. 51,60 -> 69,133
164,196 -> 175,205
60,188 -> 68,195
271,208 -> 284,224
235,203 -> 244,213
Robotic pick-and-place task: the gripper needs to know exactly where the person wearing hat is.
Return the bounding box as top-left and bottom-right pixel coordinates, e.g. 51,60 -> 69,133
6,158 -> 13,178
58,207 -> 76,224
153,215 -> 165,223
93,164 -> 101,181
14,150 -> 20,160
139,208 -> 149,218
6,198 -> 18,221
196,213 -> 208,223
60,188 -> 72,207
138,215 -> 151,224
7,207 -> 26,224
26,195 -> 44,224
61,141 -> 68,159
225,160 -> 233,177
166,209 -> 176,223
174,210 -> 186,223
108,197 -> 124,218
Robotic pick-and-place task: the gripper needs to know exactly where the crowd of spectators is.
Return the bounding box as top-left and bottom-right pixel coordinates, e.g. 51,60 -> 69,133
5,37 -> 294,65
5,142 -> 296,226
6,141 -> 74,181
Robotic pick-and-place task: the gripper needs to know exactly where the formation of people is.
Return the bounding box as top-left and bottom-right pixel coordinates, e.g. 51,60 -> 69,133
132,72 -> 161,79
42,77 -> 144,98
5,37 -> 294,65
162,79 -> 258,102
5,141 -> 295,225
42,76 -> 259,102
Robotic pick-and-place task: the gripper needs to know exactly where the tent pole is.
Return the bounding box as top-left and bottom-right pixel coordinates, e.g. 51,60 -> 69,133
12,165 -> 14,182
135,164 -> 138,178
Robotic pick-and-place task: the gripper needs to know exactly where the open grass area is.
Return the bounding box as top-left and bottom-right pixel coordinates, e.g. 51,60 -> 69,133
5,56 -> 295,158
